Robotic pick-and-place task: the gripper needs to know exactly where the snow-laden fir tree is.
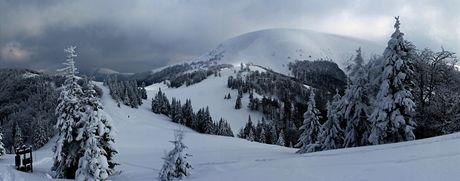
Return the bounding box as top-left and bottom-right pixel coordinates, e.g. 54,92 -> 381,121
182,99 -> 194,128
75,81 -> 115,180
100,114 -> 119,176
203,107 -> 214,134
83,81 -> 118,176
14,124 -> 24,148
259,127 -> 267,143
276,129 -> 285,146
296,91 -> 322,153
75,107 -> 109,181
216,118 -> 234,137
341,48 -> 372,147
318,92 -> 344,150
159,129 -> 192,181
52,46 -> 86,179
235,93 -> 242,109
0,132 -> 5,156
169,98 -> 184,125
269,124 -> 278,145
368,17 -> 417,145
170,98 -> 179,123
33,117 -> 50,150
247,129 -> 255,142
152,88 -> 170,115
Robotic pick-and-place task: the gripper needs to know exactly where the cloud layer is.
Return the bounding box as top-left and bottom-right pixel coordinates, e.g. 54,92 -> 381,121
1,0 -> 458,72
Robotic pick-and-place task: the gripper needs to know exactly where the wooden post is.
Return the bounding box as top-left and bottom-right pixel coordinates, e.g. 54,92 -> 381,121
30,147 -> 33,173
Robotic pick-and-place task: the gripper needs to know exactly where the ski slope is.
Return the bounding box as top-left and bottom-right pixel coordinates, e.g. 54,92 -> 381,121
198,28 -> 384,75
0,81 -> 459,180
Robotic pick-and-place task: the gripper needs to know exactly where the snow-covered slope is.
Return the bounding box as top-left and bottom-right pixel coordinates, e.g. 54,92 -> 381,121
199,28 -> 383,75
1,82 -> 460,180
146,66 -> 265,135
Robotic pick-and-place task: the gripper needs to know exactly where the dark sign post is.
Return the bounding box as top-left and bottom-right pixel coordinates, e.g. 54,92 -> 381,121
15,146 -> 33,173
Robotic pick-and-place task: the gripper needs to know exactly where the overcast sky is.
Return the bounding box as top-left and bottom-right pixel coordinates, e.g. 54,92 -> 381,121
1,0 -> 459,73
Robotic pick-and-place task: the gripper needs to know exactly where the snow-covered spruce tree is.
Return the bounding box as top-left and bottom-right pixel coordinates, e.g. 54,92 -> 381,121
235,94 -> 242,109
100,113 -> 119,176
52,46 -> 86,179
76,81 -> 118,180
368,17 -> 417,145
247,129 -> 255,142
276,129 -> 285,146
318,92 -> 344,151
14,124 -> 24,148
84,81 -> 118,176
182,99 -> 194,128
296,91 -> 322,153
203,107 -> 214,134
159,129 -> 192,181
259,128 -> 267,143
0,132 -> 5,156
216,118 -> 234,137
170,98 -> 179,123
75,112 -> 109,180
341,48 -> 372,147
152,88 -> 169,114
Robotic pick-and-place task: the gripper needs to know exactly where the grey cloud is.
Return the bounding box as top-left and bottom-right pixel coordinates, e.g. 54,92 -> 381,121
0,0 -> 459,73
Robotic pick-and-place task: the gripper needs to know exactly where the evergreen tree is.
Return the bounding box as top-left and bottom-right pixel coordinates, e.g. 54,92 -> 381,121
85,81 -> 119,176
318,92 -> 344,151
76,77 -> 117,180
175,100 -> 184,125
269,124 -> 278,145
152,88 -> 171,115
194,108 -> 205,133
238,115 -> 256,140
100,114 -> 119,176
14,124 -> 24,148
259,127 -> 267,143
182,99 -> 194,128
296,91 -> 322,153
368,17 -> 417,145
170,98 -> 179,123
140,82 -> 147,99
276,129 -> 285,146
247,129 -> 255,142
159,129 -> 192,181
342,48 -> 372,147
203,107 -> 214,134
75,107 -> 109,180
0,132 -> 5,156
52,46 -> 86,179
217,118 -> 234,137
248,97 -> 260,111
33,117 -> 49,150
235,94 -> 242,109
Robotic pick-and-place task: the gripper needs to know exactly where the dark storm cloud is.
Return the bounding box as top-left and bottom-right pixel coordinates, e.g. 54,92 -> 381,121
0,0 -> 459,73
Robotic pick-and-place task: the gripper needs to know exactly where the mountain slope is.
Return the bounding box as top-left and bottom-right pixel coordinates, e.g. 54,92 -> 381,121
198,28 -> 383,75
0,82 -> 459,180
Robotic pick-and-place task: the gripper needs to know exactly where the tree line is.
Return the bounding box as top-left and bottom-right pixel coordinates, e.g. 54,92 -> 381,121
152,88 -> 234,137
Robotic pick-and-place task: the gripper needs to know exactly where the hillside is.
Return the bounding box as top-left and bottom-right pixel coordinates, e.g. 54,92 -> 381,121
0,81 -> 459,180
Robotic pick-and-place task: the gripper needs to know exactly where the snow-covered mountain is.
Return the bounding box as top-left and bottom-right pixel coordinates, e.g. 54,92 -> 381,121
197,28 -> 384,75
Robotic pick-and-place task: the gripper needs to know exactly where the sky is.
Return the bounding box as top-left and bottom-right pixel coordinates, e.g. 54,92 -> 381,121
0,0 -> 459,73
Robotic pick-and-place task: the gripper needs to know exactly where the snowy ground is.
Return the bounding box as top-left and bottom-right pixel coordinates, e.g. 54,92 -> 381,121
0,80 -> 459,180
